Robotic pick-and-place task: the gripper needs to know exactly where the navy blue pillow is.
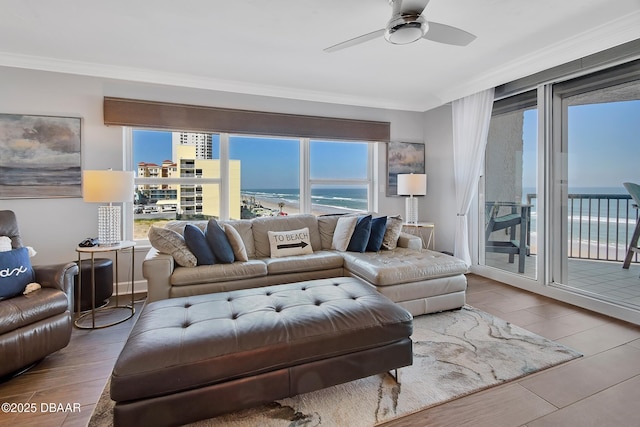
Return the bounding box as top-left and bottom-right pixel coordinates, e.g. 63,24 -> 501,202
347,215 -> 372,253
366,216 -> 387,252
206,219 -> 235,264
183,224 -> 216,265
0,247 -> 35,300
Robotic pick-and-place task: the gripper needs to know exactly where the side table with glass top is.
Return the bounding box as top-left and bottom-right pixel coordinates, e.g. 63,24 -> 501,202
402,222 -> 435,250
75,241 -> 136,329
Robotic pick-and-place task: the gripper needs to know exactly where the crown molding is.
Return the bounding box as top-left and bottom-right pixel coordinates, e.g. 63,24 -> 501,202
0,51 -> 425,112
0,10 -> 638,114
433,10 -> 640,109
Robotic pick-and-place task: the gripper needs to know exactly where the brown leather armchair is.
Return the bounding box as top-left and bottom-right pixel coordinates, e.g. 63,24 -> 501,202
0,210 -> 78,379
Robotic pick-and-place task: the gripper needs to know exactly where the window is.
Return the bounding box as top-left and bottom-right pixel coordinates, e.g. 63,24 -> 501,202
132,130 -> 221,240
229,135 -> 300,219
129,131 -> 374,240
310,139 -> 371,214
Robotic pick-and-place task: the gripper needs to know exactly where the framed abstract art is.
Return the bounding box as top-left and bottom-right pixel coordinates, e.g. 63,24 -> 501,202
386,141 -> 425,196
0,114 -> 81,199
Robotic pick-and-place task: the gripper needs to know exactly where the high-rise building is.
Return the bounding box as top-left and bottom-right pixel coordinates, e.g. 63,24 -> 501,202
175,144 -> 241,219
172,132 -> 212,159
136,160 -> 178,205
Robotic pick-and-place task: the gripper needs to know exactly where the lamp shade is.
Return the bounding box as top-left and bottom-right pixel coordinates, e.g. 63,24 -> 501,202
83,170 -> 134,203
397,173 -> 427,196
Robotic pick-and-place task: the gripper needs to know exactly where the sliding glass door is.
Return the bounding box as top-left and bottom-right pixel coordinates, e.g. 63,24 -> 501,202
481,91 -> 538,280
552,75 -> 640,307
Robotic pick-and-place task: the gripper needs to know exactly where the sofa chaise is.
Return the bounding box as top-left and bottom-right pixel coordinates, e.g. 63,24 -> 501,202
143,213 -> 468,316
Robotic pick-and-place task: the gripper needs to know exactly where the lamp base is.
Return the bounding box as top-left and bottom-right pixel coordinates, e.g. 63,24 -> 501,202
405,196 -> 419,225
97,205 -> 121,246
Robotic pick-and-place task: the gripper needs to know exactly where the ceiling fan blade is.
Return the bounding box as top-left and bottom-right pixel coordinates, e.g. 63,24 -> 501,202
324,28 -> 385,53
395,0 -> 431,15
422,21 -> 476,46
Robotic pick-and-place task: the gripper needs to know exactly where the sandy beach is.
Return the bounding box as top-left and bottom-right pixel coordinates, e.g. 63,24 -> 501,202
243,194 -> 359,217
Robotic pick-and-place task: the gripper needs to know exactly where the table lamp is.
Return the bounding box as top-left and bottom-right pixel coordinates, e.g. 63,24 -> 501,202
397,173 -> 427,224
83,170 -> 134,246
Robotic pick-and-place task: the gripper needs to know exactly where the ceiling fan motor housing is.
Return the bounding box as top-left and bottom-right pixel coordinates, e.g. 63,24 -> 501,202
385,13 -> 428,45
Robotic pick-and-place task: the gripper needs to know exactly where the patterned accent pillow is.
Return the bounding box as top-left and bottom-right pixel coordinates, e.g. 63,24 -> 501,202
148,226 -> 197,267
268,227 -> 313,258
381,215 -> 403,250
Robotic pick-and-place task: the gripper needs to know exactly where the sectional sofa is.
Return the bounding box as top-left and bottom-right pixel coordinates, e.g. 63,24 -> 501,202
143,213 -> 468,316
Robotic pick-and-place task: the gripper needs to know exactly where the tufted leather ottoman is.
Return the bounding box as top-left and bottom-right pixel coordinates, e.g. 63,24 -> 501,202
110,277 -> 413,426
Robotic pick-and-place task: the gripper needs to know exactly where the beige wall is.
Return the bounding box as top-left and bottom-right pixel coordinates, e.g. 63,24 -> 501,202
0,65 -> 457,283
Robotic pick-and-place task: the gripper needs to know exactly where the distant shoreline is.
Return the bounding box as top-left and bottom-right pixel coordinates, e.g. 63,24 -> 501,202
245,195 -> 357,217
241,193 -> 358,216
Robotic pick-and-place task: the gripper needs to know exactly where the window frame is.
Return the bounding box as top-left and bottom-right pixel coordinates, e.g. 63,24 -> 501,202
125,128 -> 376,243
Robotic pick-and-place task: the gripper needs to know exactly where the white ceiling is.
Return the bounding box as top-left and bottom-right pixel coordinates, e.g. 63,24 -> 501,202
1,0 -> 639,112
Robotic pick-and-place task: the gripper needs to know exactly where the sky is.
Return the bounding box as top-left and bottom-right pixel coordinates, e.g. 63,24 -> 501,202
521,99 -> 639,191
133,131 -> 368,189
134,98 -> 639,192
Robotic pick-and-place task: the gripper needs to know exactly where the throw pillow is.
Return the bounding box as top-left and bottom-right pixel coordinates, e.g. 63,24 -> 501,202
0,236 -> 11,252
0,247 -> 35,300
184,224 -> 216,266
381,215 -> 404,250
347,215 -> 373,252
268,227 -> 313,258
223,224 -> 248,262
366,216 -> 387,252
331,216 -> 358,251
205,219 -> 235,264
148,226 -> 197,268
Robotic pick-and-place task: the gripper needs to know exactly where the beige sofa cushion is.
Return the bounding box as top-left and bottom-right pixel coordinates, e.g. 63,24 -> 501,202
252,214 -> 322,257
317,215 -> 341,249
170,261 -> 267,286
262,251 -> 344,275
341,248 -> 468,286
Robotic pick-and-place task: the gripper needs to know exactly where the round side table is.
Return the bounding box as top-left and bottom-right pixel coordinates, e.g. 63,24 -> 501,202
75,241 -> 136,329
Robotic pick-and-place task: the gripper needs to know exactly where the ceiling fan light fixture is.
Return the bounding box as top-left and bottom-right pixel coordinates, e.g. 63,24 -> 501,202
384,14 -> 428,45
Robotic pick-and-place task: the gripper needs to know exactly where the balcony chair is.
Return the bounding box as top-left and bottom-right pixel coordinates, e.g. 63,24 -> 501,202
485,202 -> 530,274
0,210 -> 78,380
622,182 -> 640,274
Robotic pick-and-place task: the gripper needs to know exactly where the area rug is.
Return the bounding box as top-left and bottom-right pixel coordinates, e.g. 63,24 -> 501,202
89,306 -> 581,426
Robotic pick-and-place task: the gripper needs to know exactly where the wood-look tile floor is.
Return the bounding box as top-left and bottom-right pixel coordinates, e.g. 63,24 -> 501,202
2,276 -> 640,427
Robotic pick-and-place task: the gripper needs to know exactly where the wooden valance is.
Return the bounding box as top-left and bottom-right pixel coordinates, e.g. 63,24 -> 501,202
103,97 -> 390,142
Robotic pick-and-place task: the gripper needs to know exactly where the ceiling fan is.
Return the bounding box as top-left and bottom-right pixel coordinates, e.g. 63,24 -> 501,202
324,0 -> 476,53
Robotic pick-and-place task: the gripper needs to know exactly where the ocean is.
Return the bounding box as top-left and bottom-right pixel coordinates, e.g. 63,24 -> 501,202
0,166 -> 81,186
242,187 -> 368,212
522,186 -> 637,259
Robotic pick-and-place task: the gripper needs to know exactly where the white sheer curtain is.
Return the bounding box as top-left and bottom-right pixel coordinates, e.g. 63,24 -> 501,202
452,88 -> 495,266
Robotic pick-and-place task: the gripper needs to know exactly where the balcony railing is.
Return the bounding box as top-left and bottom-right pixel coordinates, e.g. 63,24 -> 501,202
527,193 -> 638,263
